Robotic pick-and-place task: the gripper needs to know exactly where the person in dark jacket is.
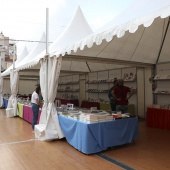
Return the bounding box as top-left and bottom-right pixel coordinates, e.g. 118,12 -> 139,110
108,78 -> 119,111
111,79 -> 134,113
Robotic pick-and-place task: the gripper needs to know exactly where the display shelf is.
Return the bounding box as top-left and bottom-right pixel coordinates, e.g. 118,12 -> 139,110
86,88 -> 136,93
123,80 -> 136,82
86,91 -> 108,93
86,79 -> 114,84
154,88 -> 170,95
58,90 -> 79,92
153,92 -> 170,95
153,79 -> 170,81
57,75 -> 80,100
154,74 -> 170,80
86,68 -> 137,105
86,78 -> 136,84
58,81 -> 79,85
154,63 -> 170,107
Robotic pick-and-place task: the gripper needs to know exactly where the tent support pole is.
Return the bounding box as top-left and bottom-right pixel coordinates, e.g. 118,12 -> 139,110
155,17 -> 170,64
85,62 -> 91,72
45,8 -> 49,118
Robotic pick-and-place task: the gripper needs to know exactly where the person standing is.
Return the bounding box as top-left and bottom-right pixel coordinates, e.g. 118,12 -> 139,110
31,85 -> 41,133
111,79 -> 134,113
108,78 -> 119,111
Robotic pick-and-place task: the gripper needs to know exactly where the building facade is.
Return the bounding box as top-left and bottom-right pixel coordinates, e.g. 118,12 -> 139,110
0,32 -> 17,72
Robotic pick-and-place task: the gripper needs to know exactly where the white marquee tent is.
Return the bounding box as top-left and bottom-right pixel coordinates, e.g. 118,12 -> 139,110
59,0 -> 170,69
15,6 -> 93,73
1,6 -> 95,140
1,0 -> 170,140
1,47 -> 28,114
2,33 -> 46,117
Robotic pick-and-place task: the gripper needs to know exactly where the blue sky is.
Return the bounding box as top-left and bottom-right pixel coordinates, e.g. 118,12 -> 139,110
0,0 -> 133,54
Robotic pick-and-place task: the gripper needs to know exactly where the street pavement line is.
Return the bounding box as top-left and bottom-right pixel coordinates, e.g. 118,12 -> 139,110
0,139 -> 38,146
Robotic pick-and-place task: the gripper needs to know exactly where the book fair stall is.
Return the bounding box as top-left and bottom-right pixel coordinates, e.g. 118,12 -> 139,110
2,95 -> 138,154
1,0 -> 170,154
146,63 -> 170,130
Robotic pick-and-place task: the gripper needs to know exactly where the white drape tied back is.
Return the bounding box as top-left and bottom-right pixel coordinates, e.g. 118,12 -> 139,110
39,59 -> 47,124
7,70 -> 19,116
35,56 -> 64,140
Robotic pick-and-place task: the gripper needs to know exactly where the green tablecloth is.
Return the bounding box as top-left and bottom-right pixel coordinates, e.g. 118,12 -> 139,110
99,103 -> 135,116
99,103 -> 111,111
17,103 -> 24,118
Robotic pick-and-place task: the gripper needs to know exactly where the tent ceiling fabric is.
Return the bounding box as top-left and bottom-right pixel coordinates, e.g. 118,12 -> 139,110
69,17 -> 168,65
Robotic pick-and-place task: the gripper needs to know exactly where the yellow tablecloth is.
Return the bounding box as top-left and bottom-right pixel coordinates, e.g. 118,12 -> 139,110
17,103 -> 24,118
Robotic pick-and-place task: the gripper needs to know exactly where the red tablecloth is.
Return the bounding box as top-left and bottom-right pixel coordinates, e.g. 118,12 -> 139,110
146,107 -> 170,130
23,105 -> 41,124
60,99 -> 79,107
81,101 -> 100,110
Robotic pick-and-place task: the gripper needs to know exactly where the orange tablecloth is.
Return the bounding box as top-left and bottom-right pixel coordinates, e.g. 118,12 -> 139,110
146,107 -> 170,130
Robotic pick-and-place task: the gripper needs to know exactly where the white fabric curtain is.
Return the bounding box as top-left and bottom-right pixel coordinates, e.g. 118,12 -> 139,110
38,56 -> 64,140
39,59 -> 47,124
7,70 -> 19,116
0,77 -> 3,107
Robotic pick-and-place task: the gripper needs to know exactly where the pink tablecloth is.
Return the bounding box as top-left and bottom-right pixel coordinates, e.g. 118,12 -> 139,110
23,105 -> 41,124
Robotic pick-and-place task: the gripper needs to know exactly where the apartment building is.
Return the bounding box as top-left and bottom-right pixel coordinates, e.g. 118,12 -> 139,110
0,32 -> 17,72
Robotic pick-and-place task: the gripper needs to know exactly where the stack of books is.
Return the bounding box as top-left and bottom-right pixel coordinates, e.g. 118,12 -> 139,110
79,113 -> 87,122
86,114 -> 99,123
105,115 -> 113,121
98,114 -> 108,122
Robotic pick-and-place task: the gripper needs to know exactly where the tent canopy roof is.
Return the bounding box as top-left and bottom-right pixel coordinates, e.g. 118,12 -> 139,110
2,0 -> 170,76
14,6 -> 93,72
60,0 -> 170,67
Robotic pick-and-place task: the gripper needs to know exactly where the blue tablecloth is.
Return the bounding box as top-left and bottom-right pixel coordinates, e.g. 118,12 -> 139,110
58,116 -> 138,154
3,98 -> 8,109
